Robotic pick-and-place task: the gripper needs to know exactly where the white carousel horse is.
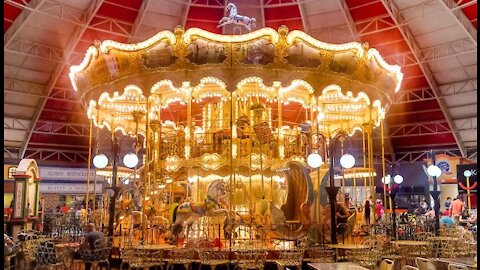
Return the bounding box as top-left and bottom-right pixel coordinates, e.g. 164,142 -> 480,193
170,179 -> 229,243
218,3 -> 256,32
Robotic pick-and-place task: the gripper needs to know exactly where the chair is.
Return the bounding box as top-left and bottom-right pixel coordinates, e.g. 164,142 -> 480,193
79,237 -> 112,270
126,247 -> 162,269
34,241 -> 65,270
415,257 -> 436,270
166,248 -> 195,270
198,249 -> 230,270
447,264 -> 467,270
234,249 -> 268,270
276,248 -> 304,270
401,266 -> 419,270
345,248 -> 381,269
379,259 -> 395,270
304,247 -> 335,263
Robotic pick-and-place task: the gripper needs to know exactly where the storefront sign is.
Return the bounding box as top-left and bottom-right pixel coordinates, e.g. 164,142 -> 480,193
39,167 -> 104,182
39,183 -> 103,194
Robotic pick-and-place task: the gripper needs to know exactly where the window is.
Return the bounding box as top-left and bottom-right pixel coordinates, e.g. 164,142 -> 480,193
7,166 -> 17,179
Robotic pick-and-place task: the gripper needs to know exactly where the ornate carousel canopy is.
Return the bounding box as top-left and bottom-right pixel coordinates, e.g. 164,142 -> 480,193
70,26 -> 402,139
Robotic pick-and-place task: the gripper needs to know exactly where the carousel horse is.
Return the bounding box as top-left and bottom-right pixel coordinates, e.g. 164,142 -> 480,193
218,3 -> 256,32
170,179 -> 229,243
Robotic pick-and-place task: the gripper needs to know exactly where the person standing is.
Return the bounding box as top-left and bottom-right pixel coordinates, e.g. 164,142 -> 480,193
449,195 -> 465,225
376,200 -> 384,222
444,197 -> 452,212
363,196 -> 373,226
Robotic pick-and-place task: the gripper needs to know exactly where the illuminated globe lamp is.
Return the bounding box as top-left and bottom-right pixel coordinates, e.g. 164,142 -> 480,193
123,153 -> 139,168
307,151 -> 322,169
381,174 -> 391,185
464,170 -> 472,178
340,154 -> 355,169
393,174 -> 404,184
427,165 -> 442,178
93,154 -> 108,169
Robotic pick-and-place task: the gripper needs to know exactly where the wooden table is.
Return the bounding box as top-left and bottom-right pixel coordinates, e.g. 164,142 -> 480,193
436,257 -> 476,269
308,262 -> 369,270
55,242 -> 81,249
55,242 -> 81,269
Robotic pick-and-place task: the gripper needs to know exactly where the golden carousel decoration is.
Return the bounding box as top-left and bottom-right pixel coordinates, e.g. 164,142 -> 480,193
70,18 -> 402,246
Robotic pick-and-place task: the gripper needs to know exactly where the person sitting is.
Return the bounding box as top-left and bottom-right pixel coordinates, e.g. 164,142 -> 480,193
81,223 -> 104,250
80,223 -> 105,270
468,212 -> 477,232
440,215 -> 455,227
335,202 -> 352,237
459,209 -> 470,227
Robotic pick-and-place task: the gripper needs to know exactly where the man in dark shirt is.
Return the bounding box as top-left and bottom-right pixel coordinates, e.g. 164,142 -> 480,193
82,223 -> 104,250
81,223 -> 104,270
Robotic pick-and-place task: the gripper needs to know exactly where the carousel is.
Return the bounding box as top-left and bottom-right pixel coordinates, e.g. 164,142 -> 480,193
69,6 -> 402,249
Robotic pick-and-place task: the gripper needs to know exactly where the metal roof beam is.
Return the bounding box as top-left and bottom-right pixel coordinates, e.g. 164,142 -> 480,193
297,0 -> 309,32
4,0 -> 47,48
4,78 -> 46,97
335,0 -> 357,38
20,0 -> 106,159
129,0 -> 152,42
380,0 -> 467,158
439,79 -> 477,96
436,0 -> 477,46
5,39 -> 65,64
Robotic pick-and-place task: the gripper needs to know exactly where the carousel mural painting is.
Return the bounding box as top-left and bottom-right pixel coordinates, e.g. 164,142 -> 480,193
69,3 -> 402,247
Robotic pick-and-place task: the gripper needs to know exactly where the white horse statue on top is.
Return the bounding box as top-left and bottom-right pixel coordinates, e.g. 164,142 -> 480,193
218,3 -> 257,32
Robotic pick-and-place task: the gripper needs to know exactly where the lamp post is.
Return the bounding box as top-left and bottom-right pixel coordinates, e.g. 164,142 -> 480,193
93,136 -> 139,238
324,132 -> 353,244
390,173 -> 403,240
427,151 -> 442,236
463,170 -> 472,211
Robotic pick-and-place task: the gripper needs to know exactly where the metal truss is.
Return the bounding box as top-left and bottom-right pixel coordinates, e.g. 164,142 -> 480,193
467,149 -> 477,160
20,0 -> 106,159
5,0 -> 133,39
4,117 -> 30,131
394,88 -> 437,104
380,0 -> 467,158
383,38 -> 476,67
439,79 -> 477,96
33,121 -> 90,137
454,117 -> 477,131
395,148 -> 462,163
24,148 -> 88,163
49,87 -> 80,102
335,0 -> 357,38
437,0 -> 477,46
4,78 -> 46,98
389,120 -> 452,138
4,147 -> 21,159
5,39 -> 64,63
129,0 -> 152,41
4,0 -> 47,48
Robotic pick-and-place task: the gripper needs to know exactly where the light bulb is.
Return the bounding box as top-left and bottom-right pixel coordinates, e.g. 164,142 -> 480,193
381,175 -> 391,185
393,174 -> 403,184
307,152 -> 322,168
427,165 -> 442,177
93,154 -> 108,169
123,153 -> 139,168
340,154 -> 355,169
464,170 -> 472,178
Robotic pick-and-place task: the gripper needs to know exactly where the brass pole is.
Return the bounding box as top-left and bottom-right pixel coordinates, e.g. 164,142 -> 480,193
466,176 -> 471,211
86,117 -> 93,211
230,91 -> 233,211
362,126 -> 367,193
92,107 -> 100,217
381,121 -> 387,211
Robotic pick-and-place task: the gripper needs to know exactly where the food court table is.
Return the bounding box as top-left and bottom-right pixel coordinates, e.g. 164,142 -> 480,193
435,257 -> 477,269
308,262 -> 369,270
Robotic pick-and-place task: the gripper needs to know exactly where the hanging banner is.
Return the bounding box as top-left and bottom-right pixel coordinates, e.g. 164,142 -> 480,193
39,183 -> 103,194
39,166 -> 104,182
